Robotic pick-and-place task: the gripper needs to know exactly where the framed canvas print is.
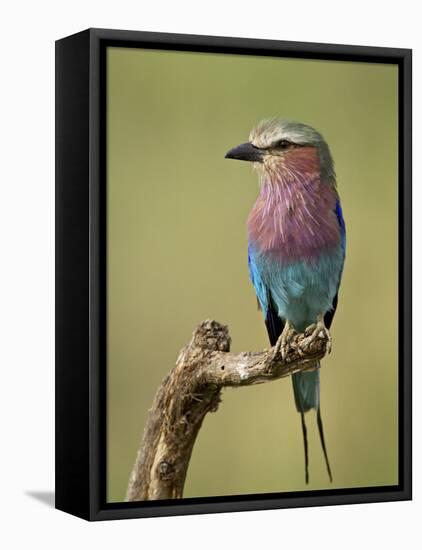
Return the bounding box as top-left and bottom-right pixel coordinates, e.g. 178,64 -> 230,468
55,28 -> 412,521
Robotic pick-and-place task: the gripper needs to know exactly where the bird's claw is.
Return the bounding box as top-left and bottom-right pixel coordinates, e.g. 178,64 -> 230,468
276,321 -> 297,361
304,318 -> 332,355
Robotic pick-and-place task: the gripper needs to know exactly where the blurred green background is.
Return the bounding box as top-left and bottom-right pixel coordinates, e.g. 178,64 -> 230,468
106,47 -> 398,502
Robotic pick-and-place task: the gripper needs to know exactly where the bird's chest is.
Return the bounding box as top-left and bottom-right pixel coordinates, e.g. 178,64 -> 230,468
247,178 -> 340,264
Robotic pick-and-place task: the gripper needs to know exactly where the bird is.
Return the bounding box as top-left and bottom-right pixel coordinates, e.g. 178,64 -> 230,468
225,118 -> 346,484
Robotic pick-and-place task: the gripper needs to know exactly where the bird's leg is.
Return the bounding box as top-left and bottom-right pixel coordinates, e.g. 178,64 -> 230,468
275,320 -> 297,361
304,314 -> 332,354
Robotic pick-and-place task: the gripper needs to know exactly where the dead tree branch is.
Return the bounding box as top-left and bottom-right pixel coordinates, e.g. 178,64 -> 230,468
126,319 -> 329,501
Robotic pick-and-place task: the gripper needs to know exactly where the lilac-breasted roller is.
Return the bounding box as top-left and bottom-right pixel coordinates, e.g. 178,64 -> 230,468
225,119 -> 346,483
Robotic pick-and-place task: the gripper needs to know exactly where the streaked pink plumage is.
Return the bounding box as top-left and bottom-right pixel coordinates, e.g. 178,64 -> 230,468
247,147 -> 340,263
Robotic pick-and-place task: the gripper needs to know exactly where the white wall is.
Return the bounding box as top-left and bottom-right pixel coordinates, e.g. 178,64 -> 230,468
0,1 -> 418,548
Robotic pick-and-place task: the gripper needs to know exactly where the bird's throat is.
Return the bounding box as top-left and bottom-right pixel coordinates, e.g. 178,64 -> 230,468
247,164 -> 340,263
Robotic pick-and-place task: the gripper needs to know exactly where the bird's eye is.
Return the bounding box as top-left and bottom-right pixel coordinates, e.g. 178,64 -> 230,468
276,140 -> 291,149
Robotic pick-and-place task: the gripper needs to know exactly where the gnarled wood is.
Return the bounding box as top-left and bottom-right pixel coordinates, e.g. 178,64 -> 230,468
126,319 -> 330,501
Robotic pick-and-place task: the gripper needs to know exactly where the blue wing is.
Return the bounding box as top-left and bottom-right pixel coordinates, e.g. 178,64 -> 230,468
248,244 -> 268,313
324,199 -> 346,329
248,244 -> 285,345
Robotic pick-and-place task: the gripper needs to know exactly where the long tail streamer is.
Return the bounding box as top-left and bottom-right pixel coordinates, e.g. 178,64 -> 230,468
300,412 -> 309,484
316,407 -> 333,482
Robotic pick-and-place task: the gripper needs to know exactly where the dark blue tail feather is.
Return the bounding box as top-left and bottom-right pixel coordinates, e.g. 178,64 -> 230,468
292,369 -> 320,412
292,367 -> 332,483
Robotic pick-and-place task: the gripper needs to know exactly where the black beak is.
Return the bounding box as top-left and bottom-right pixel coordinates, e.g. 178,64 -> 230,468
225,142 -> 264,163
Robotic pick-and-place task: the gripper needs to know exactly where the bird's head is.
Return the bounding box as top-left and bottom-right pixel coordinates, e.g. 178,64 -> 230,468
225,118 -> 335,184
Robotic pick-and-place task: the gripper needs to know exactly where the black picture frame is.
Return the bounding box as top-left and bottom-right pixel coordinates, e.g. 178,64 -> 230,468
55,28 -> 412,521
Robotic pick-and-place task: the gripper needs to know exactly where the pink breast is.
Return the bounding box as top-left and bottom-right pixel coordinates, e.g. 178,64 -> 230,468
247,151 -> 340,264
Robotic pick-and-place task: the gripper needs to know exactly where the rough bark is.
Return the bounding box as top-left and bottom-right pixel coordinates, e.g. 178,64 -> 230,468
126,319 -> 329,501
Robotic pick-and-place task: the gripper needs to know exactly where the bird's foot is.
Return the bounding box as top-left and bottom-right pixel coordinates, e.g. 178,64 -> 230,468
275,320 -> 297,361
303,315 -> 332,355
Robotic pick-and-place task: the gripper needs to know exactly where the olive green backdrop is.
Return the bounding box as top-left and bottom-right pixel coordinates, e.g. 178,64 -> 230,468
106,47 -> 398,502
